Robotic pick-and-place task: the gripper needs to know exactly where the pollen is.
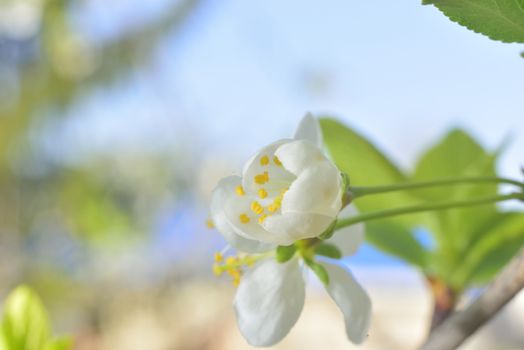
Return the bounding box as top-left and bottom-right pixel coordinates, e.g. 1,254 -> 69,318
214,252 -> 223,262
267,204 -> 278,212
260,155 -> 269,166
226,256 -> 237,265
258,188 -> 268,199
258,214 -> 267,224
206,219 -> 215,229
250,201 -> 264,215
235,185 -> 245,196
273,156 -> 282,166
254,171 -> 269,185
239,213 -> 250,224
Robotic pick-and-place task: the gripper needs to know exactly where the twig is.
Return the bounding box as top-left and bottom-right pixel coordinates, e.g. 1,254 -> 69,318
420,247 -> 524,350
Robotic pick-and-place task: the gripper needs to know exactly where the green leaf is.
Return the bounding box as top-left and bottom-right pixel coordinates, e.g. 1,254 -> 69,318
449,213 -> 524,287
366,221 -> 429,267
320,117 -> 430,268
276,245 -> 297,263
304,258 -> 330,286
43,337 -> 73,350
1,286 -> 50,350
315,243 -> 342,259
318,219 -> 338,240
412,129 -> 498,257
423,0 -> 524,43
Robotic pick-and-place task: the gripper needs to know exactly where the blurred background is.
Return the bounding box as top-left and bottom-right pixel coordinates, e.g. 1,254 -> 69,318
0,0 -> 523,349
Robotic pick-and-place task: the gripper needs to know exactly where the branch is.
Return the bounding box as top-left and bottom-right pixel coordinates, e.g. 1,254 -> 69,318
420,247 -> 524,350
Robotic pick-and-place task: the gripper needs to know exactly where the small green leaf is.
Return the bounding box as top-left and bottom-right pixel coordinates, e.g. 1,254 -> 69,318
318,219 -> 337,240
44,336 -> 73,350
423,0 -> 524,43
315,243 -> 342,259
276,245 -> 296,263
304,258 -> 330,286
1,285 -> 50,350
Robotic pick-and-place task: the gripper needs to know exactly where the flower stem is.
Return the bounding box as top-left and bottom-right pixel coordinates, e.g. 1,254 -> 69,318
335,193 -> 523,230
351,176 -> 524,199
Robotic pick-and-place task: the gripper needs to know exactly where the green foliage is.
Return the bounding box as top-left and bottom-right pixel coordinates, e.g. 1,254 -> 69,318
304,258 -> 330,286
314,243 -> 343,259
0,286 -> 72,350
320,118 -> 430,269
321,117 -> 524,292
423,0 -> 524,43
276,245 -> 297,263
412,129 -> 499,262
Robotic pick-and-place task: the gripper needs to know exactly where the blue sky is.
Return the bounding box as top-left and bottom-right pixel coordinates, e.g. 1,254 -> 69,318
54,0 -> 524,268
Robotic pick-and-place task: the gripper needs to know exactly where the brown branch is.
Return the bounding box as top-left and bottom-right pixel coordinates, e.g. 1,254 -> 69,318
420,247 -> 524,350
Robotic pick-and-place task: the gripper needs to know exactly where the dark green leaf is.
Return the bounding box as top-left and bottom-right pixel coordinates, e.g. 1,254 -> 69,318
276,245 -> 297,263
304,258 -> 330,286
315,243 -> 343,259
423,0 -> 524,43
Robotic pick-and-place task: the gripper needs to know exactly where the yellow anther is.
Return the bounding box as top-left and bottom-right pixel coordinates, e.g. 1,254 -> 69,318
226,256 -> 237,265
258,188 -> 268,199
235,185 -> 245,196
250,201 -> 264,215
274,196 -> 282,205
206,219 -> 215,229
268,204 -> 278,212
254,171 -> 269,185
212,264 -> 222,276
258,214 -> 267,224
233,276 -> 241,287
214,252 -> 223,262
260,155 -> 269,166
273,156 -> 282,166
239,213 -> 250,224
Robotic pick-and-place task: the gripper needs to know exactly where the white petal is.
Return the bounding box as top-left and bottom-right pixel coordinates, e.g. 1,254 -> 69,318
274,139 -> 327,176
241,139 -> 295,197
262,212 -> 334,244
281,161 -> 342,217
234,258 -> 305,347
294,113 -> 323,149
321,261 -> 372,344
211,176 -> 275,253
327,205 -> 364,256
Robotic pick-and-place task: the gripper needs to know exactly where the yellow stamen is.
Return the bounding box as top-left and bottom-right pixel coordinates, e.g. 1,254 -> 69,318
273,156 -> 282,166
214,252 -> 223,262
206,219 -> 215,229
280,188 -> 288,196
258,214 -> 267,224
250,201 -> 264,215
235,185 -> 245,196
226,256 -> 237,265
260,155 -> 269,166
239,213 -> 250,224
258,188 -> 268,199
233,275 -> 241,287
268,204 -> 278,212
212,264 -> 222,276
254,171 -> 269,185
